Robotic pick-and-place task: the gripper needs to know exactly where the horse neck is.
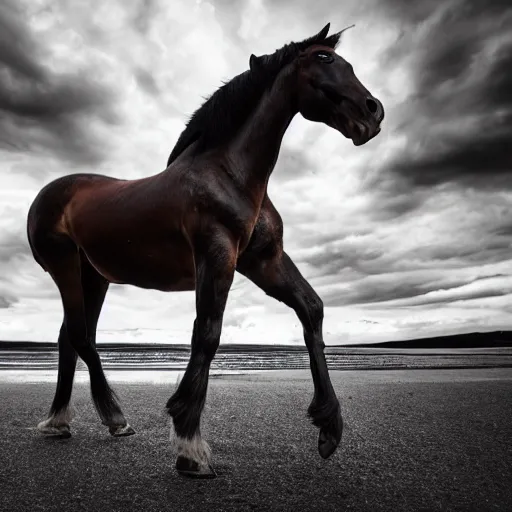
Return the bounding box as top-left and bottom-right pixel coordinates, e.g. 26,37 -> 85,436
227,65 -> 298,193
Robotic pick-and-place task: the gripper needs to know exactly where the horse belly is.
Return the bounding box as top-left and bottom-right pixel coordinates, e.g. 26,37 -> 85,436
82,238 -> 196,292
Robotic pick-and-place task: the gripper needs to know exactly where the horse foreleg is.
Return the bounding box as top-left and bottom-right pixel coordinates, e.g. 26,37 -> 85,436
238,250 -> 343,459
166,228 -> 236,478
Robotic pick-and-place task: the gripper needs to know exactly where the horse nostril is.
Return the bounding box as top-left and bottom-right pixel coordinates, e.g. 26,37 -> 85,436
366,97 -> 378,114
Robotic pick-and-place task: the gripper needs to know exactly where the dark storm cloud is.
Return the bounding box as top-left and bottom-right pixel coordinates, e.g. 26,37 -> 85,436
380,0 -> 512,187
298,208 -> 512,305
0,1 -> 120,165
300,240 -> 384,278
322,269 -> 511,307
323,279 -> 436,307
366,184 -> 427,221
494,225 -> 512,237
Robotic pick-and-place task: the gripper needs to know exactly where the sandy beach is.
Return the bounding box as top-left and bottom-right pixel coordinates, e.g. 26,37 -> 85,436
1,368 -> 511,512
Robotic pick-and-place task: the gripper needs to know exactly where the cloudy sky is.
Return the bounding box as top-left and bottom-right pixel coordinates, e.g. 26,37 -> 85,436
1,0 -> 511,345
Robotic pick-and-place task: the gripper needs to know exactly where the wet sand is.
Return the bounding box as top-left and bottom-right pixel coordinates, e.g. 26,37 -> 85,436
1,369 -> 511,511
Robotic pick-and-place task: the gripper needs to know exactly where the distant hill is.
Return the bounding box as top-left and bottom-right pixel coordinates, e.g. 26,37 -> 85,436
343,331 -> 512,349
0,331 -> 511,350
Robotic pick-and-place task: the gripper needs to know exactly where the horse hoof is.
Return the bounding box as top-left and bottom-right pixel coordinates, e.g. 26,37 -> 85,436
109,424 -> 136,437
37,421 -> 71,439
176,455 -> 217,479
318,412 -> 343,459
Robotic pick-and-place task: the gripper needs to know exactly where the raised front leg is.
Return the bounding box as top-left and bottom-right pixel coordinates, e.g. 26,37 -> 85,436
166,228 -> 236,478
238,250 -> 343,459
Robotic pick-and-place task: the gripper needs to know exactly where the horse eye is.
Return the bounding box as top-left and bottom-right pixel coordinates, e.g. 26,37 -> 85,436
316,52 -> 334,63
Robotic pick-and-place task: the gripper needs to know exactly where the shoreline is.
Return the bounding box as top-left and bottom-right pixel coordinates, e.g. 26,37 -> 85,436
1,366 -> 511,384
2,346 -> 512,374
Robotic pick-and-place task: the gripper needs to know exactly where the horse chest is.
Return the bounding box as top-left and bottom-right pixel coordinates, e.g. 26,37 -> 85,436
217,203 -> 261,254
196,187 -> 261,251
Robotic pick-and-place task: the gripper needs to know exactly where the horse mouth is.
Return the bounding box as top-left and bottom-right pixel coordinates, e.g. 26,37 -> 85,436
320,88 -> 381,145
336,116 -> 381,146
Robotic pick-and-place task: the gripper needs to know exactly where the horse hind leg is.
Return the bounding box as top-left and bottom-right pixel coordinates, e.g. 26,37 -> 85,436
34,233 -> 133,437
79,251 -> 134,437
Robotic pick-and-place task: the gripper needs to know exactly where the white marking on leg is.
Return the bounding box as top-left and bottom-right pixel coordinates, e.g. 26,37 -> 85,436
170,425 -> 211,464
37,404 -> 74,436
37,404 -> 73,430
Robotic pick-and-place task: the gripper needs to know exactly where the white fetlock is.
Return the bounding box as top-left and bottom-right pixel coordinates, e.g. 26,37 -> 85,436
109,424 -> 136,437
170,428 -> 212,465
37,418 -> 71,438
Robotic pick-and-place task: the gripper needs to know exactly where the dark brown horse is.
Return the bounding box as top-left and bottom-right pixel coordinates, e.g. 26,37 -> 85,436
27,23 -> 384,478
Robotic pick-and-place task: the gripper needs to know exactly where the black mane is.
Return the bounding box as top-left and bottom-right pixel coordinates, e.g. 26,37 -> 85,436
166,24 -> 344,167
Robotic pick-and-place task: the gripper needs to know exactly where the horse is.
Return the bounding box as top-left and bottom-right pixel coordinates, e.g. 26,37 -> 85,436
27,23 -> 384,478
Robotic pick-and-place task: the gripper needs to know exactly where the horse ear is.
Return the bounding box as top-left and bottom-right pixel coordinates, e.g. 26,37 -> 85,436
317,23 -> 330,40
298,23 -> 331,52
249,54 -> 261,71
324,24 -> 355,49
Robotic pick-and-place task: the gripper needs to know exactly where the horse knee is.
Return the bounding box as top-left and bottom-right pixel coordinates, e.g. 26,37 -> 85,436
193,319 -> 221,361
200,334 -> 220,361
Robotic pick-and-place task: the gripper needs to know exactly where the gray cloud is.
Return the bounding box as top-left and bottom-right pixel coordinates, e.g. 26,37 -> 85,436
379,0 -> 512,188
322,269 -> 511,308
131,0 -> 159,35
274,145 -> 317,182
0,229 -> 28,264
301,222 -> 512,282
300,241 -> 384,279
0,295 -> 16,308
0,0 -> 121,165
1,0 -> 512,343
134,67 -> 160,96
